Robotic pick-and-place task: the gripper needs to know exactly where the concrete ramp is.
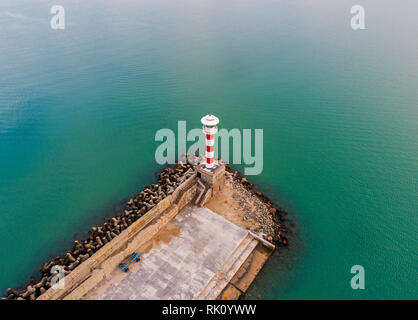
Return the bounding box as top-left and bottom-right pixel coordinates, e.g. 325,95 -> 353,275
87,206 -> 250,300
195,234 -> 259,299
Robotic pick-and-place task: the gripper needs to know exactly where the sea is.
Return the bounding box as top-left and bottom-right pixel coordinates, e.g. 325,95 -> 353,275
0,0 -> 417,299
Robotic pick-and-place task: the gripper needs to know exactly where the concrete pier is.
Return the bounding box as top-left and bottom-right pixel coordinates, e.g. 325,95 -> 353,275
85,207 -> 249,300
37,163 -> 275,300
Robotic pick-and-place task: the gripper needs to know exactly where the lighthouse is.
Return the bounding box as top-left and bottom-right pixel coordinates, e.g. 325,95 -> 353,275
196,113 -> 225,198
201,114 -> 219,168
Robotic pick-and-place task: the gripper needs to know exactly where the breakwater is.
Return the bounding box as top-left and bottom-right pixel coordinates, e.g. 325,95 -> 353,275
224,164 -> 290,247
3,161 -> 195,300
3,158 -> 290,300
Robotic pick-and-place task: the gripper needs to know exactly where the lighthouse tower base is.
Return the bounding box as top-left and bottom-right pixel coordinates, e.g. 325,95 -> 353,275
196,162 -> 225,198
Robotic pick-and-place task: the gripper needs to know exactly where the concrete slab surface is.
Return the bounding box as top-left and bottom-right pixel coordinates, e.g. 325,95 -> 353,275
85,206 -> 248,300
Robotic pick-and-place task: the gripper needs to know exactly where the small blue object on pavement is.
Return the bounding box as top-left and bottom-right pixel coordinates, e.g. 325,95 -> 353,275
118,251 -> 143,272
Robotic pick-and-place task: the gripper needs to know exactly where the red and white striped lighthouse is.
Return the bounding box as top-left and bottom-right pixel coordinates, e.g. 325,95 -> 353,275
201,114 -> 219,168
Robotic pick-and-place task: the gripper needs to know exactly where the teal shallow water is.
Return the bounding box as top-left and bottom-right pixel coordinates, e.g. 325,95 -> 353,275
0,0 -> 417,299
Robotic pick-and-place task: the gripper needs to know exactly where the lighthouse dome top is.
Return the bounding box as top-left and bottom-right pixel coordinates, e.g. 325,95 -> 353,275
201,114 -> 219,127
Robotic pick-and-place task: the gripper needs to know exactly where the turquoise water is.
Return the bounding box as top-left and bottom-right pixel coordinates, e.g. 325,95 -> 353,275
0,0 -> 417,299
